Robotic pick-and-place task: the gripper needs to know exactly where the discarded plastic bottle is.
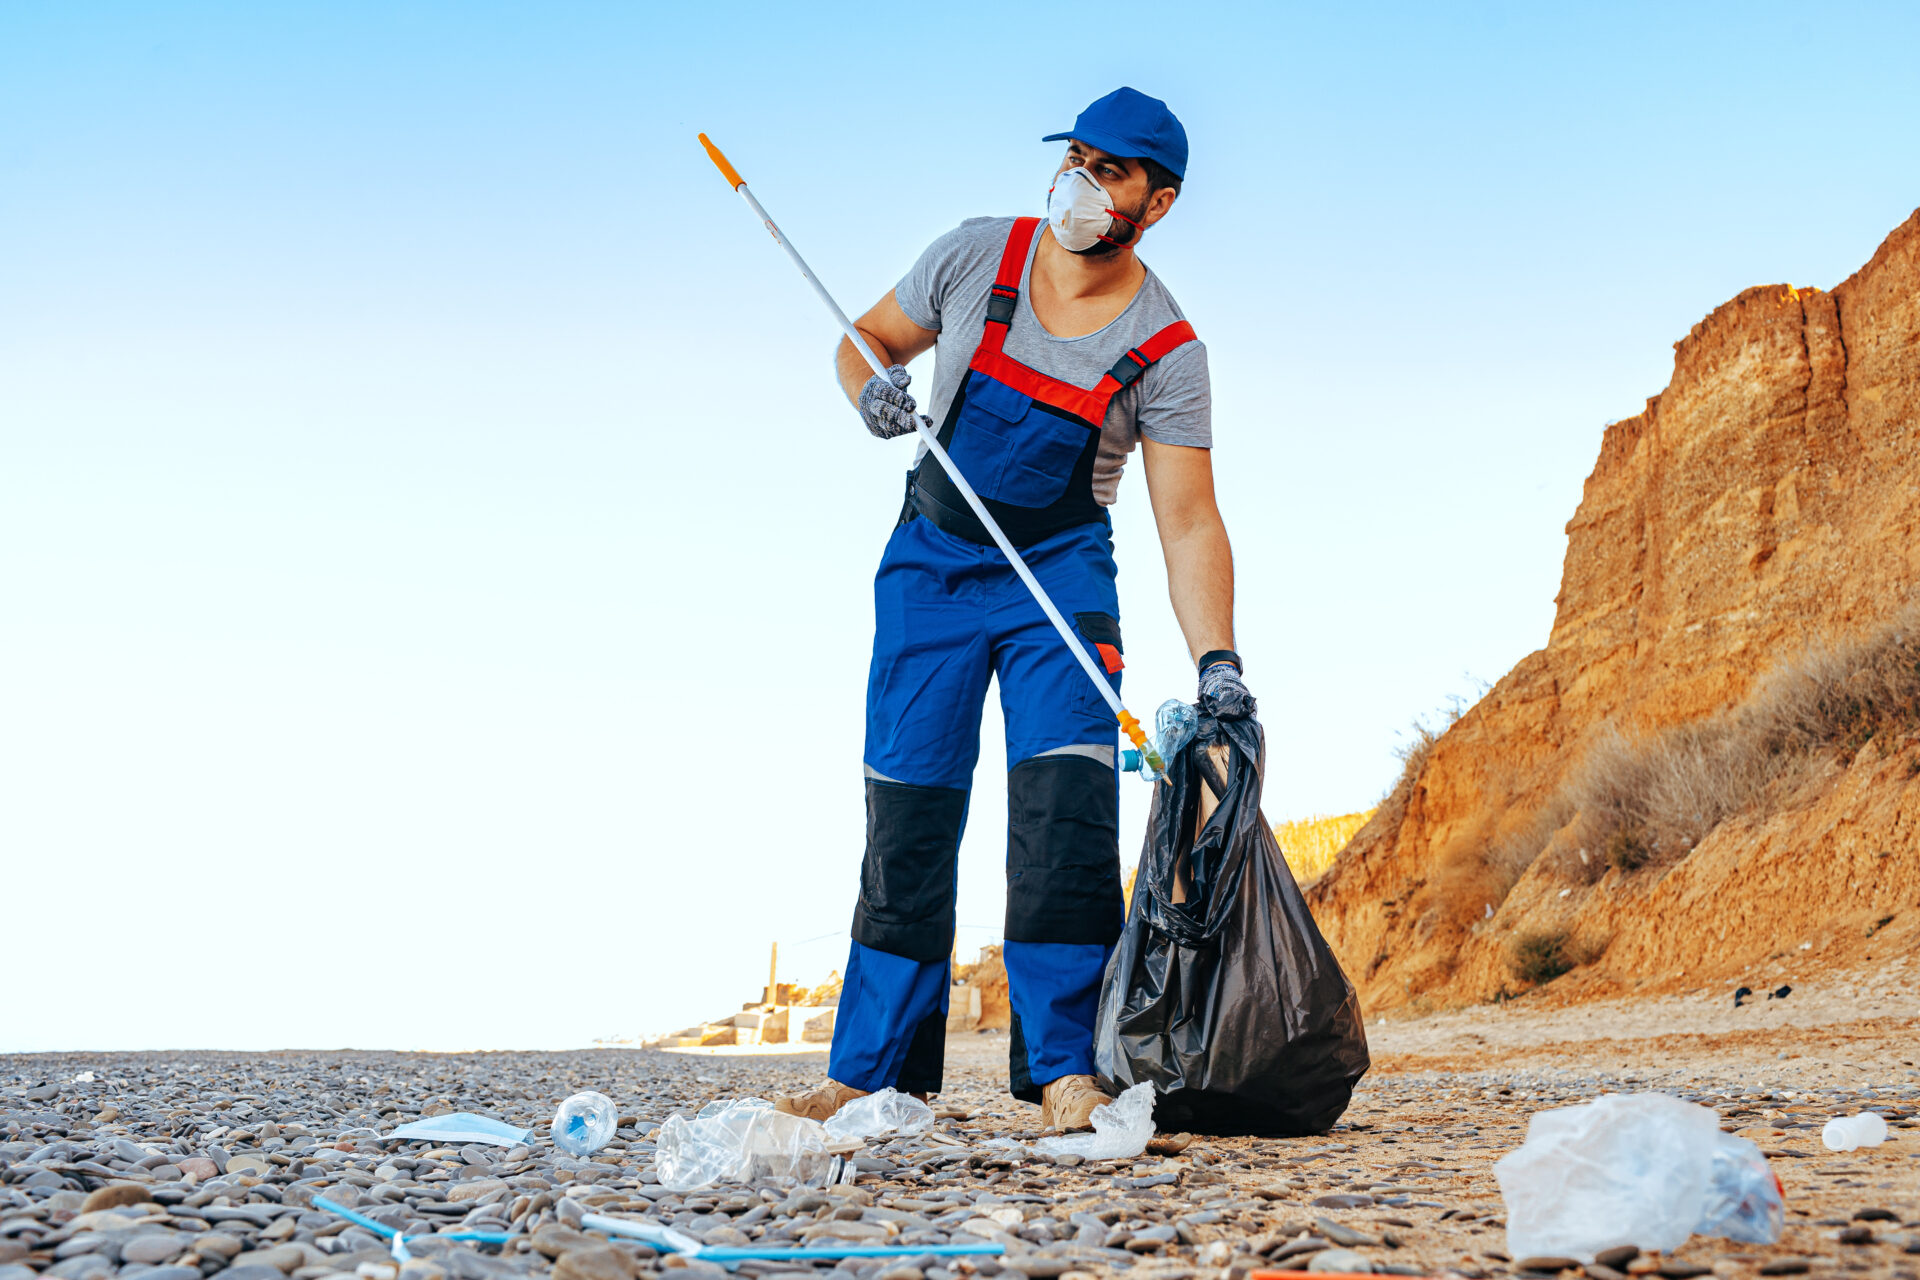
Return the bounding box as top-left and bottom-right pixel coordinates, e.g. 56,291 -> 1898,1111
1822,1112 -> 1888,1151
1696,1128 -> 1787,1244
1122,699 -> 1200,781
552,1091 -> 617,1157
654,1098 -> 839,1193
1155,699 -> 1199,760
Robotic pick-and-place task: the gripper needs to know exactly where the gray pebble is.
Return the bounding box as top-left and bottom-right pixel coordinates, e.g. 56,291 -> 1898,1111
121,1234 -> 188,1265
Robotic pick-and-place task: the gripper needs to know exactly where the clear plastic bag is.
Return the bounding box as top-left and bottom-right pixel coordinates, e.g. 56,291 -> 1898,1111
1031,1082 -> 1156,1160
823,1088 -> 935,1140
653,1097 -> 835,1193
1495,1093 -> 1782,1260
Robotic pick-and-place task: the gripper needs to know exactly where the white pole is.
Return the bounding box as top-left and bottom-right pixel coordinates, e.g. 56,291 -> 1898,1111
701,135 -> 1155,767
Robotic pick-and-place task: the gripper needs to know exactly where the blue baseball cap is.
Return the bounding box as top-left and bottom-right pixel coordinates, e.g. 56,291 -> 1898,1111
1042,86 -> 1188,180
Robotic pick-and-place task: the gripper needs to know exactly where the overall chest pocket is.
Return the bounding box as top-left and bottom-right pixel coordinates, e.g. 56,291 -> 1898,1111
946,370 -> 1092,508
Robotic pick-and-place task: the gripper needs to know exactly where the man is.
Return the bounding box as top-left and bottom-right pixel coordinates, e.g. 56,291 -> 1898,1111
778,87 -> 1250,1131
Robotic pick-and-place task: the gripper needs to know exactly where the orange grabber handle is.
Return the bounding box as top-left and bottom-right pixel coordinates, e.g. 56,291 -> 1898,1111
1118,709 -> 1165,774
699,133 -> 745,190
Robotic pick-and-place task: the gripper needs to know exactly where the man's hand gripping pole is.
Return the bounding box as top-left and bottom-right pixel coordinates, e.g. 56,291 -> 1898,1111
699,133 -> 1165,778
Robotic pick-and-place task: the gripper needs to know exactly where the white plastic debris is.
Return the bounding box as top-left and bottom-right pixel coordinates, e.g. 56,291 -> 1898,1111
578,1217 -> 703,1254
1030,1081 -> 1157,1160
1822,1111 -> 1888,1151
654,1097 -> 837,1192
385,1112 -> 533,1147
1495,1093 -> 1783,1260
823,1087 -> 935,1140
72,1072 -> 97,1084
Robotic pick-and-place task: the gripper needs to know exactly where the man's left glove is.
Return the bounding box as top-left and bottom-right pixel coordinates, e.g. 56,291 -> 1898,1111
1197,652 -> 1255,721
858,364 -> 932,440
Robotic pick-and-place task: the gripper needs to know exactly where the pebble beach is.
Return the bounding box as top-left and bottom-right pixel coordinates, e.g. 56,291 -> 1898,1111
6,987 -> 1919,1280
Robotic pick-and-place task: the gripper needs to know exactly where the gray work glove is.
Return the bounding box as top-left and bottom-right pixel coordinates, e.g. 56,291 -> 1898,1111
858,364 -> 931,439
1198,659 -> 1256,723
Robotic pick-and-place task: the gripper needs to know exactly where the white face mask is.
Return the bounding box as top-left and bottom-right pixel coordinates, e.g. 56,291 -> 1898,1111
1046,164 -> 1139,253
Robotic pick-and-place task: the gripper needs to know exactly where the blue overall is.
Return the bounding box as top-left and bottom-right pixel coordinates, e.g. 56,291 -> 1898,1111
830,217 -> 1197,1102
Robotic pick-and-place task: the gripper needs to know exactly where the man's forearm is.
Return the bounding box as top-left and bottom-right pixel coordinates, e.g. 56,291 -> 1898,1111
836,331 -> 895,405
1160,514 -> 1235,663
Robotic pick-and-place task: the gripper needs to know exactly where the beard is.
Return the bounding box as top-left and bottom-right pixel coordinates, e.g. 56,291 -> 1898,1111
1068,192 -> 1151,257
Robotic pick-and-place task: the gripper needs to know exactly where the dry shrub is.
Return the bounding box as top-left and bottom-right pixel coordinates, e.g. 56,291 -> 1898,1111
1484,795 -> 1577,891
1508,930 -> 1609,985
1570,721 -> 1773,860
1602,825 -> 1655,872
1509,931 -> 1573,985
1430,817 -> 1504,925
1421,799 -> 1573,930
1570,605 -> 1920,869
1744,608 -> 1920,754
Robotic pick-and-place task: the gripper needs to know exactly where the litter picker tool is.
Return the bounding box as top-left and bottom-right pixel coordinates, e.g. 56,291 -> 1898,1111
698,132 -> 1166,777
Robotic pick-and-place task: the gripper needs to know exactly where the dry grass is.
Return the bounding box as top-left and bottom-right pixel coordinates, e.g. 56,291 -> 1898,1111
1275,809 -> 1376,884
1372,703 -> 1467,834
1571,605 -> 1920,871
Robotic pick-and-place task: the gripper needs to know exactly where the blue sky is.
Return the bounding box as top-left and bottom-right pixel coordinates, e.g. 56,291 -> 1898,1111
4,2 -> 1915,1052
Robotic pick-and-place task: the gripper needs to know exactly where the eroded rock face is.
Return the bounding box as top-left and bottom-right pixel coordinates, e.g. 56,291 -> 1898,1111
1310,210 -> 1920,1010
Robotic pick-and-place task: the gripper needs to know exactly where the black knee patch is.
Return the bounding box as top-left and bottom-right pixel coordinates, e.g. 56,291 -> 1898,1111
1008,1004 -> 1040,1104
896,1005 -> 948,1096
1005,754 -> 1123,946
851,778 -> 967,963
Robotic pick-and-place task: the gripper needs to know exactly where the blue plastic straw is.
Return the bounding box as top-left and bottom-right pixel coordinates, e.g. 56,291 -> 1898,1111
580,1213 -> 1004,1267
310,1194 -> 519,1259
700,1244 -> 1007,1262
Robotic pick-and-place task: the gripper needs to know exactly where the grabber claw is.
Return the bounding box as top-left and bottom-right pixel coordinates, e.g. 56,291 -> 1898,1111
1119,709 -> 1166,778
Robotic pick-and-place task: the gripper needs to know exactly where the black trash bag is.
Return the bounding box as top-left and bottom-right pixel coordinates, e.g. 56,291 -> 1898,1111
1094,706 -> 1370,1136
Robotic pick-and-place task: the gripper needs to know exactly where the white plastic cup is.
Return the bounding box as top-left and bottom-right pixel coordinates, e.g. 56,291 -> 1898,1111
1821,1111 -> 1888,1151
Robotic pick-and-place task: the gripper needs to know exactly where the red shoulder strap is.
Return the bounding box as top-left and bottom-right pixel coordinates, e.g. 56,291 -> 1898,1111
967,233 -> 1200,427
994,217 -> 1042,290
1093,320 -> 1199,399
979,217 -> 1042,357
1135,320 -> 1197,363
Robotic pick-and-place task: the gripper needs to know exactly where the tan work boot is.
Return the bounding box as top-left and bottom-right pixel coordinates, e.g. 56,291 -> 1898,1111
1039,1074 -> 1111,1131
773,1079 -> 869,1121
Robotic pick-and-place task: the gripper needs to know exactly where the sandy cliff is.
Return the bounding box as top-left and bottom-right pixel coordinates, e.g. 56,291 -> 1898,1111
1309,210 -> 1920,1010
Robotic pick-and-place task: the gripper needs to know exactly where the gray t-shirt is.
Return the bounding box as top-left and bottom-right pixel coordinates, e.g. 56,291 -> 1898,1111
894,216 -> 1211,505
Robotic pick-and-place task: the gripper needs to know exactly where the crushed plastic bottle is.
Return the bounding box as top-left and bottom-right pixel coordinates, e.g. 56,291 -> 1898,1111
551,1091 -> 617,1157
1495,1093 -> 1782,1260
1822,1112 -> 1888,1151
822,1088 -> 934,1140
1154,700 -> 1198,761
653,1097 -> 837,1193
1123,699 -> 1200,781
1030,1081 -> 1156,1160
1696,1130 -> 1788,1244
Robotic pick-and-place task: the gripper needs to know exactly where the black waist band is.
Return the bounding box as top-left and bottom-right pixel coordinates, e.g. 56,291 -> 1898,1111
905,468 -> 1108,548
